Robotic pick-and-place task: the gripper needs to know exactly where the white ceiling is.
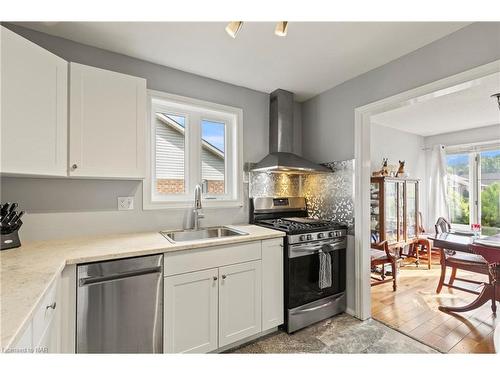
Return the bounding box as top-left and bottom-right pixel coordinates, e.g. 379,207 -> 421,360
371,72 -> 500,137
16,22 -> 469,101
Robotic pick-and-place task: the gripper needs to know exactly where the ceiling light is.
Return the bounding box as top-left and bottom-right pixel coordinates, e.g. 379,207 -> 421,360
492,93 -> 500,110
275,22 -> 288,37
225,22 -> 243,38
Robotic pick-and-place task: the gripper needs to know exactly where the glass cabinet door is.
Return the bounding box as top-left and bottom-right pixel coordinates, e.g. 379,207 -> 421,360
406,181 -> 418,239
397,182 -> 405,242
370,180 -> 381,243
385,182 -> 398,243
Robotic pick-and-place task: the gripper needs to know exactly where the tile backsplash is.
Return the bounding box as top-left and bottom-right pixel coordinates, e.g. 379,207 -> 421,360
249,159 -> 355,233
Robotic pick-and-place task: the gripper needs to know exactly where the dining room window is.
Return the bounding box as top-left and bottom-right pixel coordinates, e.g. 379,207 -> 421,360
446,143 -> 500,235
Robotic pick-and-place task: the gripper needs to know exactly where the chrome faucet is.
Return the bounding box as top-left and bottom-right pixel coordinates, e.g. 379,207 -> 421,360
193,184 -> 204,230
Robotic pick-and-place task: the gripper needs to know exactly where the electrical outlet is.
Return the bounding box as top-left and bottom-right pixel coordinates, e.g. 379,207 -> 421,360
117,197 -> 134,211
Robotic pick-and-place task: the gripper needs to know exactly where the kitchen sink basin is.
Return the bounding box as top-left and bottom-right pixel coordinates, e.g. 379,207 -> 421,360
160,226 -> 248,243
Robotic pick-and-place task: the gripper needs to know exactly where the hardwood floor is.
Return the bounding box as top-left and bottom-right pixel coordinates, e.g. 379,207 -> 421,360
371,255 -> 497,353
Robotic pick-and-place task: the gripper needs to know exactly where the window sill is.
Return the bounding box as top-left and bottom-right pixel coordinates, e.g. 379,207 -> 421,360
143,199 -> 244,210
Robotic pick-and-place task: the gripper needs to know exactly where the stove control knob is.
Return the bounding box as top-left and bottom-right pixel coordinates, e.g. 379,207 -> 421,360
318,233 -> 325,239
306,234 -> 312,241
328,232 -> 334,238
299,235 -> 306,241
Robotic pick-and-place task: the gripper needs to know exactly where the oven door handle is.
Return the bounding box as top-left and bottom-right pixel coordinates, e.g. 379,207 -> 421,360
295,243 -> 340,252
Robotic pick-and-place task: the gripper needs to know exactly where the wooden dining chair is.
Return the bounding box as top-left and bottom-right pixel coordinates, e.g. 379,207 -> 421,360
371,241 -> 401,291
435,216 -> 451,235
411,212 -> 436,269
434,217 -> 490,295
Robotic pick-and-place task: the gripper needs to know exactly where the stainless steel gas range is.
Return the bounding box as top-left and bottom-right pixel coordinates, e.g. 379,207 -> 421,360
250,196 -> 347,333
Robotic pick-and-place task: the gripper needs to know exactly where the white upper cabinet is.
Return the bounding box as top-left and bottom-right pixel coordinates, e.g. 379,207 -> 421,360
1,26 -> 68,176
69,63 -> 146,178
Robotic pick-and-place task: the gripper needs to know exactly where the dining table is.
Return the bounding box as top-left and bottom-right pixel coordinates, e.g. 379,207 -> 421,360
429,232 -> 500,315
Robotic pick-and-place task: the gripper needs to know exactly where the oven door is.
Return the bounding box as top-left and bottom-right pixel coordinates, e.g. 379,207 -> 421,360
287,238 -> 346,309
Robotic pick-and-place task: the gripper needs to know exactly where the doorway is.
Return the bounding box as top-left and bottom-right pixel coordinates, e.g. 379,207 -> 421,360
353,60 -> 500,352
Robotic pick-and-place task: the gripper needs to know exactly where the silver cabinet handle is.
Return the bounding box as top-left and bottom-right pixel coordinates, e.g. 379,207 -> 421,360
213,276 -> 218,281
222,275 -> 227,279
46,302 -> 56,310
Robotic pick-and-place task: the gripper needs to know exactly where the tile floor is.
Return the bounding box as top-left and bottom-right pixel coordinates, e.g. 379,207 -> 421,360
228,313 -> 437,354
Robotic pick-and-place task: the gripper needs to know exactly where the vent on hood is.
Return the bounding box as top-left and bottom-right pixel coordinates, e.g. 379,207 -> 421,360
252,89 -> 330,173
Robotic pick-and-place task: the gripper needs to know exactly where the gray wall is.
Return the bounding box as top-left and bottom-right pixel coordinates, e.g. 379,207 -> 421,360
301,22 -> 500,163
0,24 -> 302,241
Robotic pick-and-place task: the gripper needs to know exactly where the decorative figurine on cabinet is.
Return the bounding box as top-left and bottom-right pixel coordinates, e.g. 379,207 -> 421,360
396,160 -> 407,177
372,158 -> 389,177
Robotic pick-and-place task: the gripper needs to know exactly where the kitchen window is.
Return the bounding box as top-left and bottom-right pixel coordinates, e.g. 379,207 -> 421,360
144,91 -> 243,209
445,143 -> 500,235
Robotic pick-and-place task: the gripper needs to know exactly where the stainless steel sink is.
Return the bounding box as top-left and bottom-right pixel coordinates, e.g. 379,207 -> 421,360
160,226 -> 248,243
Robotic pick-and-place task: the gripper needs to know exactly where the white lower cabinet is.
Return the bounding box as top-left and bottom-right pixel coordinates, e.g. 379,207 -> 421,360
164,268 -> 219,353
261,239 -> 284,330
164,239 -> 283,353
8,276 -> 61,353
218,261 -> 262,347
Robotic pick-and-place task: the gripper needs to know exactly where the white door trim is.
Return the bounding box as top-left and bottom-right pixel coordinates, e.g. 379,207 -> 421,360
353,59 -> 500,320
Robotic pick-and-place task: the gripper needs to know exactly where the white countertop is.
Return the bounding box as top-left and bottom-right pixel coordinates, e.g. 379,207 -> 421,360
0,224 -> 284,350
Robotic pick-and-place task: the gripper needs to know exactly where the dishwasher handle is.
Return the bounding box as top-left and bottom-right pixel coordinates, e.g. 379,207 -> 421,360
79,266 -> 162,287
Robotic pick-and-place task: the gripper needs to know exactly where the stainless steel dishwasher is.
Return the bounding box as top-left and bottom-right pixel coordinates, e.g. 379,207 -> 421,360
76,254 -> 163,353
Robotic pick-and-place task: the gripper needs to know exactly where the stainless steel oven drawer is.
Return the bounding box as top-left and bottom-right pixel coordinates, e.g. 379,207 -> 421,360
287,293 -> 346,333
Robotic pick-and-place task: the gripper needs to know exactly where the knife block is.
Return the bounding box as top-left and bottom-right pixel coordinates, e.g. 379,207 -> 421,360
1,230 -> 21,251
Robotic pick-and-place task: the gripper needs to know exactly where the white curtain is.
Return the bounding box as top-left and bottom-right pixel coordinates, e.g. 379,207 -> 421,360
426,144 -> 449,229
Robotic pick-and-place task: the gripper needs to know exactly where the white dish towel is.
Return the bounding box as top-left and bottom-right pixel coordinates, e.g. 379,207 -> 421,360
318,249 -> 332,289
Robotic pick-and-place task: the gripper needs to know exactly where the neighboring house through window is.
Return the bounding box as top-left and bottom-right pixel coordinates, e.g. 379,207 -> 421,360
144,91 -> 243,209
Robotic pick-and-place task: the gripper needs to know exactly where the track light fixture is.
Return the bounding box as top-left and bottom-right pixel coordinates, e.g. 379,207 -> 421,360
275,22 -> 288,37
225,22 -> 289,38
225,22 -> 243,39
492,92 -> 500,110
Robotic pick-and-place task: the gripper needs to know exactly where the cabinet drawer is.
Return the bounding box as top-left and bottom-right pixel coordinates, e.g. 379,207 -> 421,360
32,277 -> 59,346
164,241 -> 261,277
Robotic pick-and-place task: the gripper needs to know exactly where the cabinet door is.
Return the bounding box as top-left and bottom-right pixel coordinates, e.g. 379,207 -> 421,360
69,63 -> 146,178
164,268 -> 218,353
384,181 -> 398,243
36,314 -> 59,353
406,181 -> 418,239
1,26 -> 68,176
261,239 -> 284,330
9,322 -> 33,353
219,260 -> 262,347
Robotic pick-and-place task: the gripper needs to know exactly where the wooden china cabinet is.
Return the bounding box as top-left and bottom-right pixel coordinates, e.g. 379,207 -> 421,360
370,177 -> 420,246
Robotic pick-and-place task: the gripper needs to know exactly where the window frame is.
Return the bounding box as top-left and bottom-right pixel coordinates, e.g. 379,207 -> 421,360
445,141 -> 500,230
143,90 -> 243,210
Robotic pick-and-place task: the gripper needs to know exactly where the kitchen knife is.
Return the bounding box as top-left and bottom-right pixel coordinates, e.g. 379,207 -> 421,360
9,211 -> 24,226
0,203 -> 11,216
1,212 -> 13,225
8,203 -> 18,213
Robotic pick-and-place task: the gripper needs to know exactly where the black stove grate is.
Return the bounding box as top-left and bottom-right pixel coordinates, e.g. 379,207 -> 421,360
256,217 -> 345,234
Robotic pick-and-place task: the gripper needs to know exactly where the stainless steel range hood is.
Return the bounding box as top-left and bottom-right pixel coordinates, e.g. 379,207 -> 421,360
252,89 -> 330,173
